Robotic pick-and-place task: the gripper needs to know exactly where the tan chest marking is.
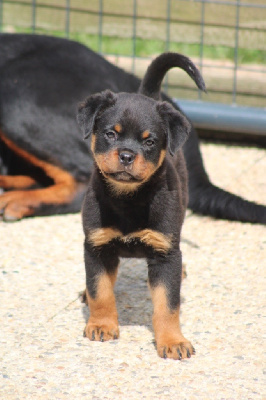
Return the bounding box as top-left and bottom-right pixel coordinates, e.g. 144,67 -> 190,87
88,227 -> 172,253
88,227 -> 122,247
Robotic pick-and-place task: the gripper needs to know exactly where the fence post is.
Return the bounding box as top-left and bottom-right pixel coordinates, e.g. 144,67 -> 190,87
233,0 -> 240,105
0,0 -> 3,31
98,0 -> 103,53
199,0 -> 205,100
31,0 -> 36,32
65,0 -> 70,38
132,0 -> 137,73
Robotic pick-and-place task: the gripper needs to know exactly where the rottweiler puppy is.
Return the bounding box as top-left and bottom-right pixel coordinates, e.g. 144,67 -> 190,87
77,53 -> 205,360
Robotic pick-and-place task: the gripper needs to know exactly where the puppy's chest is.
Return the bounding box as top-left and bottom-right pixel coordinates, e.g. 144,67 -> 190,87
88,201 -> 172,257
88,226 -> 172,258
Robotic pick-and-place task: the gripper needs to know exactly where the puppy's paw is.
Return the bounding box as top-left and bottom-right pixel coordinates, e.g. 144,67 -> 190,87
156,338 -> 195,360
83,320 -> 120,342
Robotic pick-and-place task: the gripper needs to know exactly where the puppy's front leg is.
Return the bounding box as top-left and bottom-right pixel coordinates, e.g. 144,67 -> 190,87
148,250 -> 195,360
83,242 -> 119,342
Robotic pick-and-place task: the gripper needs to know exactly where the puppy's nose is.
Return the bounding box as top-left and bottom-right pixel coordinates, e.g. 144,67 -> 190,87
119,150 -> 136,166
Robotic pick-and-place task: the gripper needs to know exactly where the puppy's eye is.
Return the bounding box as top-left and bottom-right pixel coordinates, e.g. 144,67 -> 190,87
145,139 -> 155,147
105,131 -> 117,141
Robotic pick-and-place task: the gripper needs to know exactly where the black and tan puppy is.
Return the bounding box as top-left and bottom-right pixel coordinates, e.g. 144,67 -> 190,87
77,53 -> 205,360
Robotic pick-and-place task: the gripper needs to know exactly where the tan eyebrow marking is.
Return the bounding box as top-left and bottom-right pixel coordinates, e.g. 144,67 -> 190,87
142,130 -> 150,140
114,124 -> 122,133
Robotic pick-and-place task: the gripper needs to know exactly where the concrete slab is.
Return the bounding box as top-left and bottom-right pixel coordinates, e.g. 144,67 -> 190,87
0,142 -> 265,399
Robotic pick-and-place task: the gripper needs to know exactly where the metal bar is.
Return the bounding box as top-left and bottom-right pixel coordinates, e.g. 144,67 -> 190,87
31,0 -> 36,32
196,63 -> 266,74
170,85 -> 266,99
98,0 -> 103,54
2,1 -> 266,32
199,0 -> 205,100
0,0 -> 3,31
178,0 -> 266,8
232,0 -> 240,104
4,0 -> 266,9
65,0 -> 70,38
165,0 -> 171,52
163,0 -> 172,92
132,0 -> 137,73
178,100 -> 266,135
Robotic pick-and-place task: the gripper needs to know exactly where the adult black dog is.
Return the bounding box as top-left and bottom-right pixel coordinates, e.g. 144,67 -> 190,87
0,33 -> 265,223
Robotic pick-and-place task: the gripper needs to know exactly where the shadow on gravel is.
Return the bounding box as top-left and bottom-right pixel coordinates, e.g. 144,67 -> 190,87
80,257 -> 187,330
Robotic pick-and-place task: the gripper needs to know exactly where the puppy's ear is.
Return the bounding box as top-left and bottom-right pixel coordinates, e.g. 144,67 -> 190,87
157,102 -> 191,156
77,90 -> 117,139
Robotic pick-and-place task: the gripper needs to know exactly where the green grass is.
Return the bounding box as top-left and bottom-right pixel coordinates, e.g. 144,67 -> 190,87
8,26 -> 266,65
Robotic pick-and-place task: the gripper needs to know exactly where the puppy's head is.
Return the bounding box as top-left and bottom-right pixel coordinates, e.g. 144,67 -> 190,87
77,89 -> 190,195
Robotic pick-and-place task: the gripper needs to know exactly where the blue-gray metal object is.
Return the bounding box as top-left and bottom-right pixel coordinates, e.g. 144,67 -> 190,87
178,100 -> 266,136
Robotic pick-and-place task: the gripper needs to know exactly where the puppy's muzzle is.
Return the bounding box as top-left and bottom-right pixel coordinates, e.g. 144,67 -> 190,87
119,150 -> 136,167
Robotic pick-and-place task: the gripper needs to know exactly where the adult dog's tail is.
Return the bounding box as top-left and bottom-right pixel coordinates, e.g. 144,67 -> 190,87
184,128 -> 266,224
189,181 -> 266,224
138,52 -> 266,224
138,52 -> 206,99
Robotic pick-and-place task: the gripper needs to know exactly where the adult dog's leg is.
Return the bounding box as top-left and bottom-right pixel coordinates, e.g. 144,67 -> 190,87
0,131 -> 86,220
0,175 -> 38,190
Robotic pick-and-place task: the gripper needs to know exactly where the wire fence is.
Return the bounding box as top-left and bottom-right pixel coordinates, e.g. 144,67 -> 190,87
0,0 -> 265,109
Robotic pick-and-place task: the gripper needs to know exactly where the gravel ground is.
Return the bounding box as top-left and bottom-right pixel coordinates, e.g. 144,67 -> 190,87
0,142 -> 265,400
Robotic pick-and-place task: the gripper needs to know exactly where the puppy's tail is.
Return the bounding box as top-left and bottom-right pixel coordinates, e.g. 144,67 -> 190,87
138,52 -> 206,99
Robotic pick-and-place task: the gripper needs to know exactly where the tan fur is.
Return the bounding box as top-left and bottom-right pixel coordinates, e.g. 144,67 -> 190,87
142,130 -> 150,139
114,124 -> 122,133
94,150 -> 119,175
89,227 -> 122,247
88,227 -> 172,253
84,273 -> 119,341
106,179 -> 144,196
0,130 -> 78,219
92,145 -> 167,196
90,134 -> 96,153
0,175 -> 37,190
126,229 -> 172,253
150,285 -> 194,359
